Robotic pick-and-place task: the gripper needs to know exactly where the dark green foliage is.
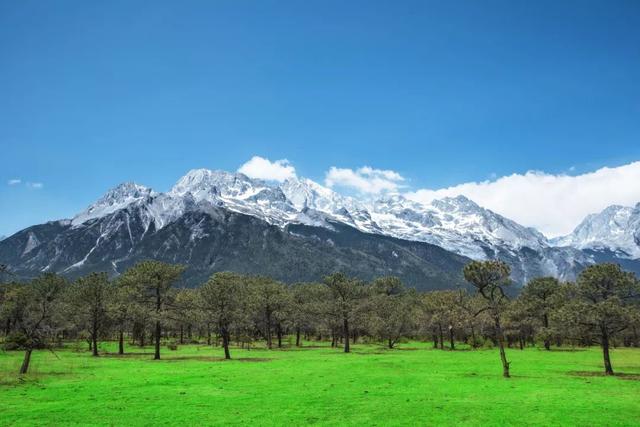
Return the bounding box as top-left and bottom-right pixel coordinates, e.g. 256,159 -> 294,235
2,273 -> 67,373
66,272 -> 111,356
199,272 -> 250,359
1,259 -> 639,382
463,260 -> 512,378
561,263 -> 640,375
118,261 -> 185,360
518,277 -> 564,350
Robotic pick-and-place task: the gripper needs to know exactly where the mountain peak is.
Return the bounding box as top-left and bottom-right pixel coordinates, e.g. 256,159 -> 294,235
170,169 -> 256,198
431,194 -> 480,212
109,181 -> 152,196
551,203 -> 640,258
72,182 -> 155,226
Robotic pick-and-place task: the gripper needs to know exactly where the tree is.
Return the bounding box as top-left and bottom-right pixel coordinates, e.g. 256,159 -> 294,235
463,260 -> 512,378
110,279 -> 135,355
119,261 -> 185,360
504,298 -> 536,350
422,290 -> 466,350
323,273 -> 364,353
455,291 -> 485,349
572,263 -> 639,375
0,264 -> 13,283
369,277 -> 418,349
519,277 -> 563,350
0,281 -> 20,336
174,288 -> 199,345
290,283 -> 325,347
4,273 -> 67,374
249,277 -> 290,349
67,272 -> 111,356
199,272 -> 248,359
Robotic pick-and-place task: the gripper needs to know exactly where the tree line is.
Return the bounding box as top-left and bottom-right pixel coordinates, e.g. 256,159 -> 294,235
1,260 -> 639,377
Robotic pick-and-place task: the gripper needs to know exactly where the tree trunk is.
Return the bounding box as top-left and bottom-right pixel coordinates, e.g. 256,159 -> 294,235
180,325 -> 184,344
432,333 -> 438,349
438,324 -> 444,350
295,328 -> 301,347
449,326 -> 455,350
343,317 -> 350,353
207,324 -> 212,346
91,316 -> 99,357
154,286 -> 161,360
154,321 -> 161,360
19,348 -> 33,375
222,328 -> 231,360
92,332 -> 98,357
471,326 -> 477,349
494,313 -> 510,378
277,324 -> 282,348
266,313 -> 272,349
388,338 -> 394,349
118,330 -> 124,355
601,325 -> 614,375
543,313 -> 551,351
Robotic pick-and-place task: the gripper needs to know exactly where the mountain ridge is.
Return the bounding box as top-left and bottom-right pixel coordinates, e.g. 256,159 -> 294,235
2,167 -> 639,286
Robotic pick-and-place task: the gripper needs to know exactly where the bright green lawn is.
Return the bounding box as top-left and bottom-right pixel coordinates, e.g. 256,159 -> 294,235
1,340 -> 639,426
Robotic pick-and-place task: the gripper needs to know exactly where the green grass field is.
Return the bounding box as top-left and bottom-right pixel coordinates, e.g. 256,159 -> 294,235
1,341 -> 639,426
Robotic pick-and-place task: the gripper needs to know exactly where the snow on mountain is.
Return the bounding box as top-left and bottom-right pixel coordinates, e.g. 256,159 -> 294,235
68,169 -> 561,260
64,168 -> 602,282
551,204 -> 640,258
368,194 -> 548,259
170,169 -> 299,226
72,182 -> 156,227
281,177 -> 381,232
279,177 -> 548,259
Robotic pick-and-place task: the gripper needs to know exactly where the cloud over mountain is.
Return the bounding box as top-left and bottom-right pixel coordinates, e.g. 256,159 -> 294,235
325,166 -> 406,194
406,161 -> 640,237
238,156 -> 296,182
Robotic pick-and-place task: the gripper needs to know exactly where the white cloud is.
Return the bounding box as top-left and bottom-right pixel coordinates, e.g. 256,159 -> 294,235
405,161 -> 640,238
26,182 -> 43,189
325,166 -> 405,194
238,156 -> 297,182
7,179 -> 21,185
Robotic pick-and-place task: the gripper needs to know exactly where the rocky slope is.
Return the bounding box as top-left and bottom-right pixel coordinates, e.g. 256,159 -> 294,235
0,204 -> 470,291
552,204 -> 640,259
3,168 -> 637,287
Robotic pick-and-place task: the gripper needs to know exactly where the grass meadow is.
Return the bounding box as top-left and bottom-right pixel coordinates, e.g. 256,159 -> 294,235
1,341 -> 639,426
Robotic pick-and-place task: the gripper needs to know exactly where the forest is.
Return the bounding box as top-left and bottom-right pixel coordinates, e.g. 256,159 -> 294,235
1,260 -> 638,379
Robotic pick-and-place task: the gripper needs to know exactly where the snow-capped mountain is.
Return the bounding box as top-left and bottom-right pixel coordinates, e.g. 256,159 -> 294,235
61,169 -> 591,281
72,182 -> 156,226
280,177 -> 548,258
369,194 -> 549,259
552,204 -> 640,258
5,167 -> 635,287
169,169 -> 299,225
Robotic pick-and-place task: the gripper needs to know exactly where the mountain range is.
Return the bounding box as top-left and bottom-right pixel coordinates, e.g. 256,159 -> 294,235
1,168 -> 639,290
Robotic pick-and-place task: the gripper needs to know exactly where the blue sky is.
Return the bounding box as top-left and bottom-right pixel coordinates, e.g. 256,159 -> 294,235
1,0 -> 640,237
